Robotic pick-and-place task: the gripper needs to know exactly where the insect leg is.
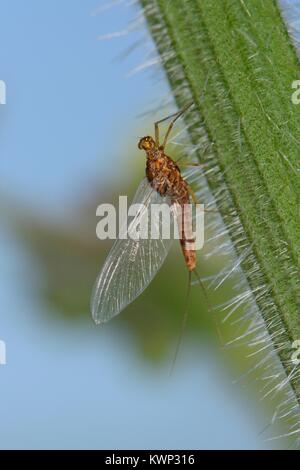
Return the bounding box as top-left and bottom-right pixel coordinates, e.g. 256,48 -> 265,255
154,111 -> 180,146
154,102 -> 193,147
162,102 -> 194,149
188,186 -> 199,205
178,162 -> 205,168
187,186 -> 219,212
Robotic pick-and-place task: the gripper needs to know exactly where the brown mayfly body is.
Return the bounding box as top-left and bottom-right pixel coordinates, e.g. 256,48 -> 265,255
91,103 -> 205,326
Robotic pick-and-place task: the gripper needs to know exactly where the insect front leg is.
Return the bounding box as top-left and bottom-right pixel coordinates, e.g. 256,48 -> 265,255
162,102 -> 194,149
154,102 -> 194,148
154,112 -> 179,147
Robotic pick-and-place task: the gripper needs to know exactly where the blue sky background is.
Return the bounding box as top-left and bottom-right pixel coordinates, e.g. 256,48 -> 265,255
0,0 -> 288,449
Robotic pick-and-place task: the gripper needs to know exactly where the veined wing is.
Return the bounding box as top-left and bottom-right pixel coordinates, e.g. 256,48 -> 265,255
91,178 -> 175,324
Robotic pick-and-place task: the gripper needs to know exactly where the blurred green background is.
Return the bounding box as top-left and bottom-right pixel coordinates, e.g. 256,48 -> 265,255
0,0 -> 292,449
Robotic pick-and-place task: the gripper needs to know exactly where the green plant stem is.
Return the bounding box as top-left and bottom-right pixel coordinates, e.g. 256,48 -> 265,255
141,0 -> 300,403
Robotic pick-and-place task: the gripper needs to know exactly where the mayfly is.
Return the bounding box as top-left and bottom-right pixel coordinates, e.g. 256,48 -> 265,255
91,103 -> 206,326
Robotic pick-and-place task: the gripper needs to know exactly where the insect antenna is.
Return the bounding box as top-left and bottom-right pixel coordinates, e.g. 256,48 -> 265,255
169,270 -> 192,375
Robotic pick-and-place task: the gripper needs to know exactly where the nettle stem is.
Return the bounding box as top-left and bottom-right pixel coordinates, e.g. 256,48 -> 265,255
140,0 -> 300,418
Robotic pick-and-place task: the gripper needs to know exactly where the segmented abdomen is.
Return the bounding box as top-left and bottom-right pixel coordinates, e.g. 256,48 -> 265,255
146,153 -> 196,272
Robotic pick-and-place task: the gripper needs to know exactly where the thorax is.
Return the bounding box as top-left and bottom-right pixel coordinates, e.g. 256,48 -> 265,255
145,149 -> 189,202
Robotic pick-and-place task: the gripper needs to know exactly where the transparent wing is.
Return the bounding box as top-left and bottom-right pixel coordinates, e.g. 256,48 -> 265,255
91,178 -> 175,324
